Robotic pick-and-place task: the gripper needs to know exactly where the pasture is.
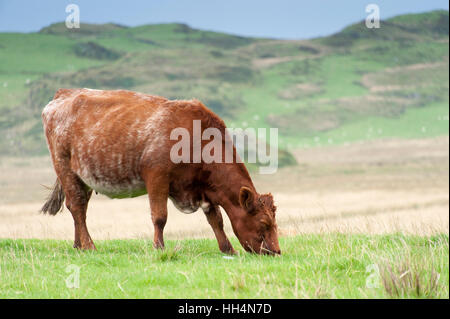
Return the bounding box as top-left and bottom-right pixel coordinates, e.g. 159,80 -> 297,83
0,234 -> 448,298
0,136 -> 448,298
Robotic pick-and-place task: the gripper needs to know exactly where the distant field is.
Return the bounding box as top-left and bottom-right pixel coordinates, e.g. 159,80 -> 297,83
0,234 -> 448,298
0,10 -> 448,156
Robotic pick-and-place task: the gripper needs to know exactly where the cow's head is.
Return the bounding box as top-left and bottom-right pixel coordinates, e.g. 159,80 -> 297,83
233,187 -> 281,255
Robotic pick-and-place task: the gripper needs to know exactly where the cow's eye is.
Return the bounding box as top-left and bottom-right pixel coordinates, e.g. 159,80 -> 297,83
260,223 -> 270,233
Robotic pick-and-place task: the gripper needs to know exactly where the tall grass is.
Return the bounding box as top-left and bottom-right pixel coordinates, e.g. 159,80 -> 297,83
375,237 -> 449,298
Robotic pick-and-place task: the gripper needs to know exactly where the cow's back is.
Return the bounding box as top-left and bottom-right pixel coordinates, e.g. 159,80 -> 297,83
42,88 -> 227,198
42,89 -> 171,198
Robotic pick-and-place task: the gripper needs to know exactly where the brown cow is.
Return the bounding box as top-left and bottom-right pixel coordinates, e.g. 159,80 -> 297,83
41,88 -> 280,255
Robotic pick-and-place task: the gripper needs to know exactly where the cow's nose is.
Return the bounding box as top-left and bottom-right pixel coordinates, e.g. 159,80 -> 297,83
268,248 -> 281,255
268,243 -> 281,255
263,248 -> 281,255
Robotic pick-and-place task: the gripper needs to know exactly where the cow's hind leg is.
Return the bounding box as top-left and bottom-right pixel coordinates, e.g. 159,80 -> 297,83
143,170 -> 169,250
203,204 -> 236,255
60,172 -> 95,250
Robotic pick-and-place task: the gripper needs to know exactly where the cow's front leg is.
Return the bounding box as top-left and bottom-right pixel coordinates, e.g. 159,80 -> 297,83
203,204 -> 236,255
144,171 -> 169,249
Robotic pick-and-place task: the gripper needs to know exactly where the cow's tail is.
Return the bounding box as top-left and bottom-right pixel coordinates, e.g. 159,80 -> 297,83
40,179 -> 65,215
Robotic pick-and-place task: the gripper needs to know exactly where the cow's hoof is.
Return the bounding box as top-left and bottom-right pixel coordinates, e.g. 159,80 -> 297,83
74,242 -> 96,250
221,246 -> 237,255
83,244 -> 97,251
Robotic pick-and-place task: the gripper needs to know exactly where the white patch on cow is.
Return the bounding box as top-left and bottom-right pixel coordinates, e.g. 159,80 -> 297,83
42,97 -> 72,135
140,107 -> 170,158
82,88 -> 102,92
117,153 -> 123,175
201,201 -> 210,211
169,197 -> 198,214
78,171 -> 146,199
133,92 -> 153,102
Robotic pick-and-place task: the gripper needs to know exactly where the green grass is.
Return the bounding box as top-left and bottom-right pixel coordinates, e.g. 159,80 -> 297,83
283,101 -> 449,149
0,234 -> 448,298
0,33 -> 106,74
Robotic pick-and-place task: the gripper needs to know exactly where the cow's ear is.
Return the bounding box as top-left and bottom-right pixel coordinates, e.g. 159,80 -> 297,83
239,187 -> 255,212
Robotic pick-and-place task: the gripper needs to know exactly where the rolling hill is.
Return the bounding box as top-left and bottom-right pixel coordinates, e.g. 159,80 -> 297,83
0,10 -> 448,158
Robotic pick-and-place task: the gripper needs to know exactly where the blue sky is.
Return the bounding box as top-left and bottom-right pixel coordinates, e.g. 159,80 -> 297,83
0,0 -> 448,39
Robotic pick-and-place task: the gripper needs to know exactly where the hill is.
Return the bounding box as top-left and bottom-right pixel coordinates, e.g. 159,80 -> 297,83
0,10 -> 448,157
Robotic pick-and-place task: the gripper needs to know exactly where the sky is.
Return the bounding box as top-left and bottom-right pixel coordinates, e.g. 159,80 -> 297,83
0,0 -> 448,39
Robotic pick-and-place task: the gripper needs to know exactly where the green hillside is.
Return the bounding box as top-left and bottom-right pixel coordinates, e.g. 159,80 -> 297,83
0,10 -> 448,156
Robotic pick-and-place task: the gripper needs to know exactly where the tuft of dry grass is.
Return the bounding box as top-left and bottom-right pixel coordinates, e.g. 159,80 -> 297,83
379,259 -> 442,298
375,237 -> 449,298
